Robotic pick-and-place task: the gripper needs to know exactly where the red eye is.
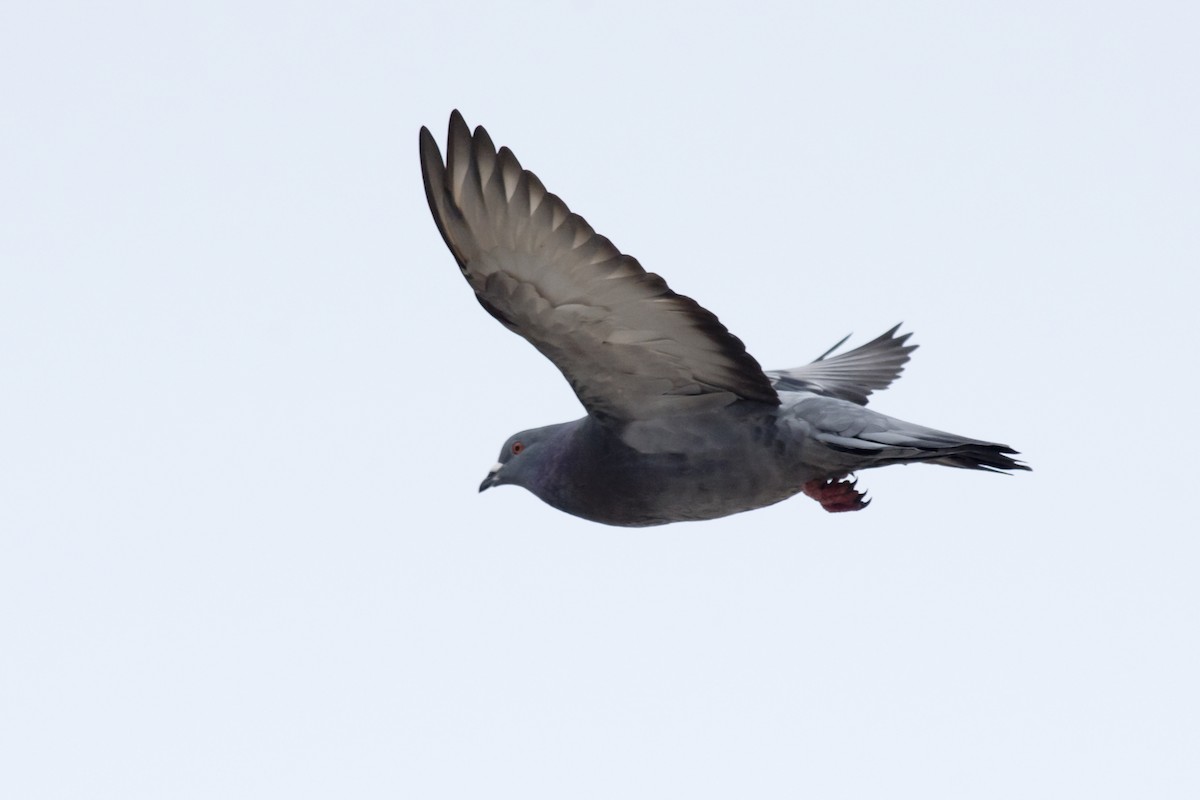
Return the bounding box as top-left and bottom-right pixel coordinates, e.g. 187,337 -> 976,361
511,441 -> 524,455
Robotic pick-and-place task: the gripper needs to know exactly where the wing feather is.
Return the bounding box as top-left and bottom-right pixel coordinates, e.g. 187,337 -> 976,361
767,325 -> 917,405
421,111 -> 778,421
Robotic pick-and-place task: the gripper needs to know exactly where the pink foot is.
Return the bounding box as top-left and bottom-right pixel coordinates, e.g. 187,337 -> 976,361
802,475 -> 870,513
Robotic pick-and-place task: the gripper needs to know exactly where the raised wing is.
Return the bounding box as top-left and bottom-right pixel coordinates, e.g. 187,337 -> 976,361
420,111 -> 778,422
767,325 -> 917,405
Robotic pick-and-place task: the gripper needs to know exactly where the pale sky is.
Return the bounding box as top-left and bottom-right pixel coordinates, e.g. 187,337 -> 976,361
2,1 -> 1197,797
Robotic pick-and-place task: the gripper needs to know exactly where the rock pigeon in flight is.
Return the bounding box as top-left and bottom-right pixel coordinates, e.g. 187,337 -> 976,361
420,111 -> 1028,526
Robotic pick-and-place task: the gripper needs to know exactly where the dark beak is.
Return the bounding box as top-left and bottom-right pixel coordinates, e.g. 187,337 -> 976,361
479,463 -> 502,493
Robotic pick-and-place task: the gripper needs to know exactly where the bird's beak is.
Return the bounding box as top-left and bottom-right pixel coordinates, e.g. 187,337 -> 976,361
479,462 -> 502,493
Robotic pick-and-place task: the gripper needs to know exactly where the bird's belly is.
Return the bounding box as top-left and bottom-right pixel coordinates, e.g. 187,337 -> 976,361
559,451 -> 811,527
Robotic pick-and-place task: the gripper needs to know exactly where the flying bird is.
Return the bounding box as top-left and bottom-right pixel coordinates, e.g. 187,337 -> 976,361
420,111 -> 1028,526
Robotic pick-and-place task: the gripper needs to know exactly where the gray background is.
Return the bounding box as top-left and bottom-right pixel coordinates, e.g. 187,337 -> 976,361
2,1 -> 1197,797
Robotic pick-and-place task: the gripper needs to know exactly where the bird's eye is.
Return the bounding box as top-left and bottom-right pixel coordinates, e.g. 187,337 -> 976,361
511,441 -> 524,455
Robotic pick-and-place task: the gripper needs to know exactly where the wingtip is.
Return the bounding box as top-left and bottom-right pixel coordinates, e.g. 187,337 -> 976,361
418,124 -> 438,156
448,109 -> 470,140
877,323 -> 918,357
421,109 -> 467,147
883,322 -> 916,345
418,125 -> 444,185
815,332 -> 852,361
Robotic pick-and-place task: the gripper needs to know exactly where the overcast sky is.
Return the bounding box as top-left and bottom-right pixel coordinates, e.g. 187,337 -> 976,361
2,1 -> 1198,797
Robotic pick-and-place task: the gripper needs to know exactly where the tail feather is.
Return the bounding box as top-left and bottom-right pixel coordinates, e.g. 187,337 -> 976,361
817,427 -> 1029,473
803,399 -> 1030,474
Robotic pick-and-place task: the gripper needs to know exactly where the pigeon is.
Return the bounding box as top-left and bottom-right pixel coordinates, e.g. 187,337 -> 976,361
419,111 -> 1028,527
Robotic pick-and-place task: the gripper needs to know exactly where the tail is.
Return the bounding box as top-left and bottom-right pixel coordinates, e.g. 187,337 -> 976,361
798,398 -> 1030,474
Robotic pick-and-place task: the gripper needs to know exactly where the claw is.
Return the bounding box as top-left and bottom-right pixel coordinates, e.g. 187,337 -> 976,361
801,474 -> 871,513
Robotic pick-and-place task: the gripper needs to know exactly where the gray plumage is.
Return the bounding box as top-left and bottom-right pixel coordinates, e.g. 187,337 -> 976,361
421,111 -> 1028,527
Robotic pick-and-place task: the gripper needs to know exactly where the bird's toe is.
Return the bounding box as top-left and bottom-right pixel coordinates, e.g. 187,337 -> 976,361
802,475 -> 871,513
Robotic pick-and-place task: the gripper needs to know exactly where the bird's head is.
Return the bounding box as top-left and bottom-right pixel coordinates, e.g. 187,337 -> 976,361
478,425 -> 564,494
